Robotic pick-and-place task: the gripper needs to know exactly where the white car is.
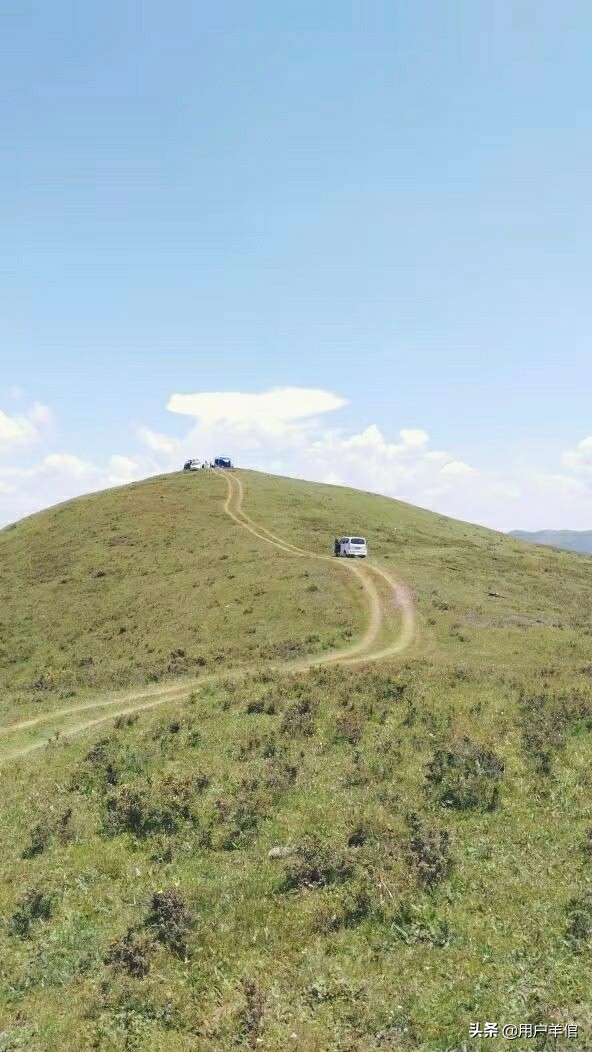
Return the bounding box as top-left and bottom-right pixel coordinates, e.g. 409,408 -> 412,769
337,536 -> 368,558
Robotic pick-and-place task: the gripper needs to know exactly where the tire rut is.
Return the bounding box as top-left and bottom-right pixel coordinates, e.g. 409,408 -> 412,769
0,472 -> 415,764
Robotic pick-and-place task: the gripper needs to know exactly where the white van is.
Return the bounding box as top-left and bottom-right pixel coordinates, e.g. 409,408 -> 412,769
338,536 -> 368,558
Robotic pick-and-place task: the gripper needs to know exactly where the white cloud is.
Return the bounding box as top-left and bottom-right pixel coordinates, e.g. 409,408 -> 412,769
399,428 -> 429,447
29,402 -> 54,426
531,472 -> 589,495
0,391 -> 150,524
0,401 -> 53,449
152,388 -> 592,530
440,459 -> 474,476
0,409 -> 36,447
131,388 -> 592,529
301,423 -> 477,500
107,455 -> 141,484
153,388 -> 494,520
44,453 -> 95,477
167,387 -> 347,431
137,427 -> 179,454
4,386 -> 592,534
40,452 -> 143,488
158,387 -> 349,468
562,436 -> 592,474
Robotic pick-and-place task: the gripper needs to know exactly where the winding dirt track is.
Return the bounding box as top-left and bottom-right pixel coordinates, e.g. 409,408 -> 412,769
220,471 -> 415,666
0,472 -> 415,764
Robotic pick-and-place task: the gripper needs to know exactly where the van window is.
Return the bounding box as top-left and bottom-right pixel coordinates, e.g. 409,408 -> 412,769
351,538 -> 366,545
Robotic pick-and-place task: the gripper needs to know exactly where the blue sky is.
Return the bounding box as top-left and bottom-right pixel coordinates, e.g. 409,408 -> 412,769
2,1 -> 592,529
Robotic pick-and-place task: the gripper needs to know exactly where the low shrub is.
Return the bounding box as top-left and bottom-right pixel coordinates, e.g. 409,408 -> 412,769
90,989 -> 181,1043
280,834 -> 353,892
342,750 -> 371,788
22,817 -> 53,859
105,928 -> 152,977
389,899 -> 451,947
214,795 -> 263,851
263,756 -> 298,792
347,824 -> 369,848
565,892 -> 592,952
314,876 -> 374,932
406,813 -> 452,888
104,784 -> 177,838
426,736 -> 504,811
334,710 -> 363,744
85,737 -> 112,768
72,736 -> 119,791
144,888 -> 194,956
237,733 -> 276,760
241,978 -> 265,1048
280,698 -> 316,737
159,771 -> 201,819
114,713 -> 139,729
104,771 -> 204,838
246,697 -> 276,715
521,695 -> 566,775
520,690 -> 592,775
22,807 -> 75,859
10,888 -> 54,938
151,717 -> 185,749
57,807 -> 74,842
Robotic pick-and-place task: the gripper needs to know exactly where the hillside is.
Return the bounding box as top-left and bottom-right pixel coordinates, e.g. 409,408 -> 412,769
511,528 -> 592,555
1,470 -> 592,1050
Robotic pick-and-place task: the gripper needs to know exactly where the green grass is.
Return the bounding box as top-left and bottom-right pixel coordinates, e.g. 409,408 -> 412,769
1,469 -> 592,1050
0,471 -> 366,727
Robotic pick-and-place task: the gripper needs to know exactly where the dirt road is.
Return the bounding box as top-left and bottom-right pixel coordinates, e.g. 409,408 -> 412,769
0,472 -> 415,764
220,470 -> 415,667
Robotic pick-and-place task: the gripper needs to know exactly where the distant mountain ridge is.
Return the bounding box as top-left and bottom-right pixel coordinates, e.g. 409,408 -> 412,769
510,529 -> 592,554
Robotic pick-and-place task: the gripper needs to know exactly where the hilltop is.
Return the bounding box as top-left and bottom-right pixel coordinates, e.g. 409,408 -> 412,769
3,469 -> 591,724
511,528 -> 592,556
1,470 -> 592,1050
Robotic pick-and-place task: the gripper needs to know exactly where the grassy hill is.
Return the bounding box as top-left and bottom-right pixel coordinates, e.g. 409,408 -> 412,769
511,528 -> 592,556
1,470 -> 592,1050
